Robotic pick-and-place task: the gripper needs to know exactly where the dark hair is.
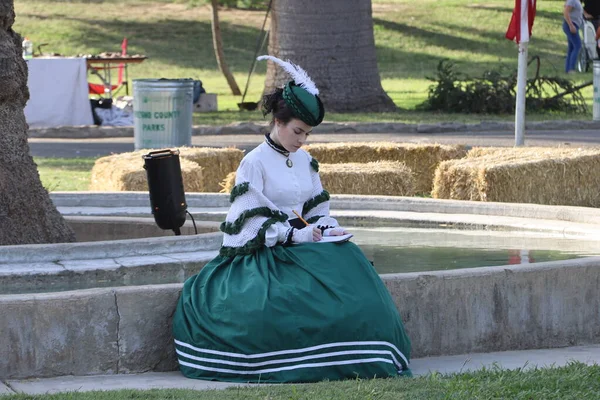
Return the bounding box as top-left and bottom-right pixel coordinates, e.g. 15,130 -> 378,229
261,88 -> 294,125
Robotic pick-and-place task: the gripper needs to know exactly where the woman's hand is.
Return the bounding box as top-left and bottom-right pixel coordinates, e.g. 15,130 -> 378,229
570,24 -> 577,33
293,225 -> 322,243
324,227 -> 349,236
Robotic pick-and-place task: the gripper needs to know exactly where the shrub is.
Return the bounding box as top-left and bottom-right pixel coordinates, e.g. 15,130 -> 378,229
417,59 -> 587,114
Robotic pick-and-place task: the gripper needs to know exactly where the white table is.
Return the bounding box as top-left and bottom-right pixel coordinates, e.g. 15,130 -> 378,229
24,57 -> 94,128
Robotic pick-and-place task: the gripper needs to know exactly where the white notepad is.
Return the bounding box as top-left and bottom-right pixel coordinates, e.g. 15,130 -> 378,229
316,234 -> 354,243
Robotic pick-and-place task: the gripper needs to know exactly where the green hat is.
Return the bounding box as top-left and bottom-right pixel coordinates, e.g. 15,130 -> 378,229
257,55 -> 325,127
283,82 -> 325,127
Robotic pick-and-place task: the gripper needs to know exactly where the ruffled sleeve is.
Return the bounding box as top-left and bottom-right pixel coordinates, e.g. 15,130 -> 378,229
220,156 -> 291,254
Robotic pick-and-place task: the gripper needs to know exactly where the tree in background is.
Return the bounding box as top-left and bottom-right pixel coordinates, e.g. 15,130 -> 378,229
264,0 -> 396,112
210,0 -> 241,95
0,0 -> 75,245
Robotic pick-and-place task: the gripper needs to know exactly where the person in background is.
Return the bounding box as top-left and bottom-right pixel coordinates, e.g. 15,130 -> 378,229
583,0 -> 600,56
583,0 -> 600,31
564,0 -> 584,73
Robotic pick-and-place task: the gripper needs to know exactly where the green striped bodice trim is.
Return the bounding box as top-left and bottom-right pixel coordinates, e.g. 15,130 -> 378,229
302,190 -> 330,216
219,216 -> 287,257
310,158 -> 319,172
229,182 -> 250,203
220,207 -> 288,235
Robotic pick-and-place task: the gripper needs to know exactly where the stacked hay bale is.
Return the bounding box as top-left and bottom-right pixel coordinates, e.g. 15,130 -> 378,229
320,162 -> 414,196
219,162 -> 415,196
90,151 -> 204,192
89,147 -> 244,192
432,147 -> 600,207
178,147 -> 244,192
303,142 -> 466,195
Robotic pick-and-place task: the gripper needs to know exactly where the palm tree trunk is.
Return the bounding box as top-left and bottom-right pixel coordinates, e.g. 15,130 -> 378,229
265,0 -> 396,112
210,0 -> 242,96
0,0 -> 75,245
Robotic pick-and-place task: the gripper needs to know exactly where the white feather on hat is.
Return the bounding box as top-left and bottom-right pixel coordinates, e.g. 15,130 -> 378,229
257,55 -> 319,96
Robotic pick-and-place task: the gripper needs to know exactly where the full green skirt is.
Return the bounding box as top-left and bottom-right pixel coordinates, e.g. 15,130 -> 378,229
172,242 -> 411,383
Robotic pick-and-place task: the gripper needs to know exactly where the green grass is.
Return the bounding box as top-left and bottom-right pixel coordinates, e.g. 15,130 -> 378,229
35,157 -> 97,191
4,362 -> 600,399
13,0 -> 595,123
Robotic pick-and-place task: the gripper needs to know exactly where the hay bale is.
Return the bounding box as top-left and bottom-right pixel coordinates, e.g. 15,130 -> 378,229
303,142 -> 466,194
432,147 -> 600,207
320,161 -> 414,196
465,147 -> 503,158
217,162 -> 414,196
219,171 -> 237,193
178,147 -> 244,192
90,151 -> 204,192
89,146 -> 243,193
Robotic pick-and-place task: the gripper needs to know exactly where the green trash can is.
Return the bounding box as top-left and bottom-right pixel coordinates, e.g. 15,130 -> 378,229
133,79 -> 194,150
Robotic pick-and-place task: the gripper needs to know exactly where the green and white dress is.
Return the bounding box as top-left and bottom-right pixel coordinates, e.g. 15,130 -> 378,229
172,138 -> 412,383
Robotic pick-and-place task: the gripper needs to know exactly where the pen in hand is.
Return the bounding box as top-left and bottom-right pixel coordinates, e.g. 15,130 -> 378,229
292,210 -> 322,241
292,210 -> 309,226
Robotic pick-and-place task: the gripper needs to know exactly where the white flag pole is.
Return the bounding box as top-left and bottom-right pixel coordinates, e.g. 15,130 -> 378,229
515,41 -> 528,146
515,0 -> 530,147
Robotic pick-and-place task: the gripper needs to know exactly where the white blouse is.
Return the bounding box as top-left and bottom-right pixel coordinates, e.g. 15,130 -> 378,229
235,140 -> 319,246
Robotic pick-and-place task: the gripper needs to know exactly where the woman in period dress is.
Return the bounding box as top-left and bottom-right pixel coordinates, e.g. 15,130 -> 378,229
172,56 -> 411,383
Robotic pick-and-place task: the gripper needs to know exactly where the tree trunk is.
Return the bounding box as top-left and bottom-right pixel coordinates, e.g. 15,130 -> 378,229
210,0 -> 241,96
0,0 -> 75,245
265,0 -> 396,113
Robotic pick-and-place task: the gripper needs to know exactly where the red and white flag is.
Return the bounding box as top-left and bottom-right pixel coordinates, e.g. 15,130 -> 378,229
505,0 -> 537,43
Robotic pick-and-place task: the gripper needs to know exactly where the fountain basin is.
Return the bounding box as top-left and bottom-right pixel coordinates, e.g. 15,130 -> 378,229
2,193 -> 600,379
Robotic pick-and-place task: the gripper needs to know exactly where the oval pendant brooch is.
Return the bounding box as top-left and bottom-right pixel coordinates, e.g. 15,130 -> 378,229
286,158 -> 293,168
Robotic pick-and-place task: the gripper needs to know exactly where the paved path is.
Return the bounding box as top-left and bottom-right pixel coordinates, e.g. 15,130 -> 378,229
2,345 -> 600,395
28,128 -> 600,158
